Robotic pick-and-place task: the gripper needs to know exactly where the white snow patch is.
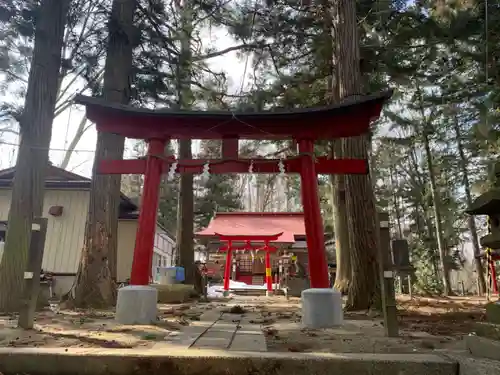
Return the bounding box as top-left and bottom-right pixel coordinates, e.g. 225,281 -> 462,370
206,280 -> 279,297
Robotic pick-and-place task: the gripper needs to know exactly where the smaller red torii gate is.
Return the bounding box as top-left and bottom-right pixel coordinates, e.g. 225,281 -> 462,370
216,233 -> 281,295
75,91 -> 391,294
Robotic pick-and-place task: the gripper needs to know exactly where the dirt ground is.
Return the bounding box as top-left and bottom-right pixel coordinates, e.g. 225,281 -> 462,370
0,295 -> 491,353
261,295 -> 489,353
0,301 -> 221,349
397,295 -> 488,336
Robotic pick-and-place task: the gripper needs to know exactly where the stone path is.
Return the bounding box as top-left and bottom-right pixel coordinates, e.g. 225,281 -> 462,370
163,308 -> 267,352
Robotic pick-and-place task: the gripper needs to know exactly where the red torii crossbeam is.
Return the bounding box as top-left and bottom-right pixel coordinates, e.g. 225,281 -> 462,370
216,233 -> 281,295
98,156 -> 368,175
75,90 -> 392,289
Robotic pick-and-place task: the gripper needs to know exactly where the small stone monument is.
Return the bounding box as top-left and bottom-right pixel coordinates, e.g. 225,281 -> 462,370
467,162 -> 500,324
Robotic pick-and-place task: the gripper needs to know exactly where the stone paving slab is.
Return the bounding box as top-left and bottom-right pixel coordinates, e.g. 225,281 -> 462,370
229,332 -> 267,352
199,310 -> 223,322
0,347 -> 459,375
163,326 -> 208,348
219,313 -> 244,322
161,308 -> 267,352
188,311 -> 269,352
211,321 -> 239,331
237,324 -> 264,334
193,329 -> 235,349
188,320 -> 215,328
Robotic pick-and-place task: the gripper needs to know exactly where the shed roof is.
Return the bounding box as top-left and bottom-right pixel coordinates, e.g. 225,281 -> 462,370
0,165 -> 137,214
196,212 -> 305,243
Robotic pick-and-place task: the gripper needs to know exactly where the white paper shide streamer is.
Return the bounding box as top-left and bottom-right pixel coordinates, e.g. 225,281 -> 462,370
168,161 -> 178,181
278,158 -> 285,177
202,161 -> 210,180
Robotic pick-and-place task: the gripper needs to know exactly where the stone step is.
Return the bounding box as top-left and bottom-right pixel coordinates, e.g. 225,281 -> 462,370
230,288 -> 285,296
440,351 -> 500,375
473,322 -> 500,341
465,335 -> 500,362
0,347 -> 457,375
252,276 -> 264,285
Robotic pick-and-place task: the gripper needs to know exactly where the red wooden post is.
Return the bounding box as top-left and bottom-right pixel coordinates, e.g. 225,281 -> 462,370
298,139 -> 329,288
265,243 -> 272,293
223,240 -> 233,292
130,138 -> 166,285
222,138 -> 239,159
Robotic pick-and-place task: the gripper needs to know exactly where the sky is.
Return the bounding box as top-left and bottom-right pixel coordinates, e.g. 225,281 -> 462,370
0,28 -> 248,178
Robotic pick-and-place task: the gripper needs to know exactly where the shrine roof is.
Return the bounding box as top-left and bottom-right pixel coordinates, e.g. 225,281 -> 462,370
195,212 -> 305,243
466,189 -> 500,216
74,90 -> 392,140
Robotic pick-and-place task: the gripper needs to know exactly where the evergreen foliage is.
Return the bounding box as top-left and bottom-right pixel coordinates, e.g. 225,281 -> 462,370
194,140 -> 243,229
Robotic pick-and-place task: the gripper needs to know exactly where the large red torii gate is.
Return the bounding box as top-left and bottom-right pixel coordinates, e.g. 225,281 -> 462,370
75,91 -> 391,291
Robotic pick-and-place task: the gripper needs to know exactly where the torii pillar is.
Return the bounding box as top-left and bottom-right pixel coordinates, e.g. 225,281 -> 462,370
298,139 -> 343,328
115,138 -> 166,325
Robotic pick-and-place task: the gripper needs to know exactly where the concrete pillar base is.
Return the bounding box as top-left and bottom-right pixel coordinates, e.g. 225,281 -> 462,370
115,285 -> 158,325
223,290 -> 230,297
301,288 -> 343,328
266,291 -> 274,297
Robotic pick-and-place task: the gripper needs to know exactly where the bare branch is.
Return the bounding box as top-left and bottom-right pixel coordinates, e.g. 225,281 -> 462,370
193,42 -> 268,62
0,127 -> 19,136
54,68 -> 105,118
59,115 -> 89,169
0,70 -> 28,84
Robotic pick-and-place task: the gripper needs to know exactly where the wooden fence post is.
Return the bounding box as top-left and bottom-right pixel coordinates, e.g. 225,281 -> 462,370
378,212 -> 399,337
18,217 -> 48,329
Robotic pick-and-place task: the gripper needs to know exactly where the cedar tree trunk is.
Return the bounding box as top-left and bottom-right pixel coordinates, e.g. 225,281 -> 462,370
175,0 -> 196,287
73,0 -> 137,308
335,0 -> 381,310
0,0 -> 70,312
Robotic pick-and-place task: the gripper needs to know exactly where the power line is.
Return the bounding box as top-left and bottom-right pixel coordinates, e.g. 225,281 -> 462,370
0,140 -> 96,153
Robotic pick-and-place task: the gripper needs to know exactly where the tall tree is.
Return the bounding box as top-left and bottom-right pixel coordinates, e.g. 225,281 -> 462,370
450,106 -> 486,295
175,0 -> 196,285
335,0 -> 381,310
73,0 -> 137,308
0,0 -> 108,168
332,139 -> 351,292
0,0 -> 70,312
328,2 -> 351,294
417,87 -> 453,295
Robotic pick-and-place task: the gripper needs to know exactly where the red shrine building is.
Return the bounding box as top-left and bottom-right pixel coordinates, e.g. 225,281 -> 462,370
196,212 -> 309,286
